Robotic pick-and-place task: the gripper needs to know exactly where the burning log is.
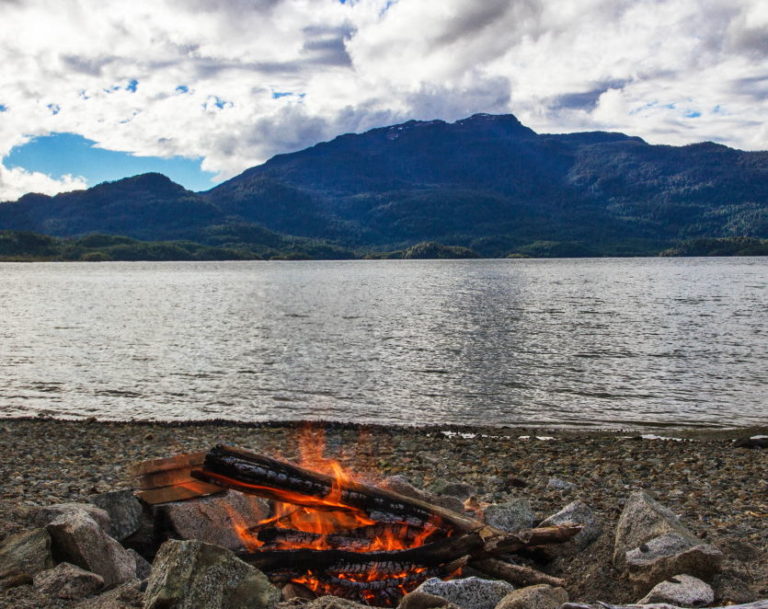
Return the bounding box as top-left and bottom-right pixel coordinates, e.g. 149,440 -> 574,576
192,445 -> 484,533
253,523 -> 441,551
236,525 -> 578,573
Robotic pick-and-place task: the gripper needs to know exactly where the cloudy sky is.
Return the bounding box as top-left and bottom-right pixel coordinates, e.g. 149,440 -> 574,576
1,0 -> 767,201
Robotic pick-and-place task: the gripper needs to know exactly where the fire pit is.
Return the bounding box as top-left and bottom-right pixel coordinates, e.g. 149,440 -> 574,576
131,429 -> 579,606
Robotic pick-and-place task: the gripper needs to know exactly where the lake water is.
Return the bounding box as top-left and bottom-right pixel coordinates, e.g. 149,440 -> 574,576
0,258 -> 766,429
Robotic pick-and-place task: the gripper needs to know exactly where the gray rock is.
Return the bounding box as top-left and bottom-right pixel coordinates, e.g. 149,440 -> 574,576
30,503 -> 112,535
33,562 -> 104,599
546,478 -> 575,491
304,597 -> 371,609
430,481 -> 476,500
495,585 -> 569,609
0,528 -> 54,588
539,500 -> 602,548
614,491 -> 698,567
483,498 -> 536,532
144,539 -> 280,609
414,576 -> 515,609
88,491 -> 143,541
398,590 -> 460,609
625,533 -> 723,589
127,549 -> 151,580
637,574 -> 715,607
281,582 -> 316,601
47,510 -> 137,587
380,476 -> 465,513
75,580 -> 144,609
158,491 -> 270,552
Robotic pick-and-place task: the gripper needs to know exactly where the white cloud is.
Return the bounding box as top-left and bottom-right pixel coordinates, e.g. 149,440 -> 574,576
0,164 -> 87,202
1,0 -> 767,200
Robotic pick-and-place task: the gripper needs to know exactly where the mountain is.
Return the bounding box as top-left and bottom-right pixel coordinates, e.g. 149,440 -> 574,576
2,113 -> 767,257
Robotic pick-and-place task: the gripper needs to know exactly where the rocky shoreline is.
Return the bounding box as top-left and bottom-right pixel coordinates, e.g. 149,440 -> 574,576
0,418 -> 766,608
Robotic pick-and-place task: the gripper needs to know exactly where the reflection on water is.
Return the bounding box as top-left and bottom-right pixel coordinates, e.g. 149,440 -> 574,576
0,258 -> 766,428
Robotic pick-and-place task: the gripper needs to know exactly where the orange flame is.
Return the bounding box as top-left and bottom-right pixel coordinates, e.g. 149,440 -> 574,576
224,425 -> 447,602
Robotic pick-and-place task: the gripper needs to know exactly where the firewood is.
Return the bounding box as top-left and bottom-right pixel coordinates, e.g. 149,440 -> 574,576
470,557 -> 565,587
193,444 -> 509,535
238,525 -> 580,573
130,451 -> 225,504
196,444 -> 581,577
255,524 -> 443,551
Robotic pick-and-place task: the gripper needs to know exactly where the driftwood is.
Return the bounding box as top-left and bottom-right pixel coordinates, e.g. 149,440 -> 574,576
471,557 -> 566,587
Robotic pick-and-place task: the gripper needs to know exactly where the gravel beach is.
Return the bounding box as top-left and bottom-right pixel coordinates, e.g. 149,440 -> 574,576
1,418 -> 766,608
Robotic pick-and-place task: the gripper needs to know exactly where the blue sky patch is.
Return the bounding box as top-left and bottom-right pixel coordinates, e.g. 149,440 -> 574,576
176,85 -> 189,94
684,110 -> 701,118
47,103 -> 61,115
0,104 -> 7,112
5,132 -> 219,192
272,91 -> 293,99
126,79 -> 138,92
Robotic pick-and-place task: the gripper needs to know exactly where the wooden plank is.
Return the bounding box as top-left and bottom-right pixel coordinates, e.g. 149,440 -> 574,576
128,451 -> 207,477
136,481 -> 224,505
135,469 -> 202,490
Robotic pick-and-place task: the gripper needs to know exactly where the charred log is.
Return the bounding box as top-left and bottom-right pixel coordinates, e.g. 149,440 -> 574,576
254,523 -> 444,551
192,445 -> 486,533
238,525 -> 581,573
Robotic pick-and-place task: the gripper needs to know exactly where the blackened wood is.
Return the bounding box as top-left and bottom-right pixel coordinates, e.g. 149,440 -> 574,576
256,525 -> 444,551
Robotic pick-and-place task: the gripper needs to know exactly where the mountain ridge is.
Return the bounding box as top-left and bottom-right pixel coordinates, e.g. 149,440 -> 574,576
2,113 -> 767,257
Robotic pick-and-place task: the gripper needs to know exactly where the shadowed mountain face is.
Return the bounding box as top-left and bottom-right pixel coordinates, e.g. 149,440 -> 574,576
2,113 -> 767,256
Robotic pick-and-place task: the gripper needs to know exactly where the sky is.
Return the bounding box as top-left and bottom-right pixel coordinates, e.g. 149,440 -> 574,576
1,0 -> 767,202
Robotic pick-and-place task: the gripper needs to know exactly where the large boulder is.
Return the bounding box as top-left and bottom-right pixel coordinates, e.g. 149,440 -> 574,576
33,562 -> 104,599
495,585 -> 569,609
414,576 -> 515,609
625,533 -> 723,590
613,491 -> 698,567
76,579 -> 144,609
30,503 -> 112,534
303,597 -> 375,609
156,491 -> 270,552
637,574 -> 715,607
483,498 -> 536,533
143,539 -> 280,609
538,500 -> 601,549
0,528 -> 54,588
88,490 -> 144,541
46,510 -> 137,587
398,590 -> 461,609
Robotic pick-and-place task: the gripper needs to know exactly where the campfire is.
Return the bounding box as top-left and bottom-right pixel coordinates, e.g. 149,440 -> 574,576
132,428 -> 580,606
